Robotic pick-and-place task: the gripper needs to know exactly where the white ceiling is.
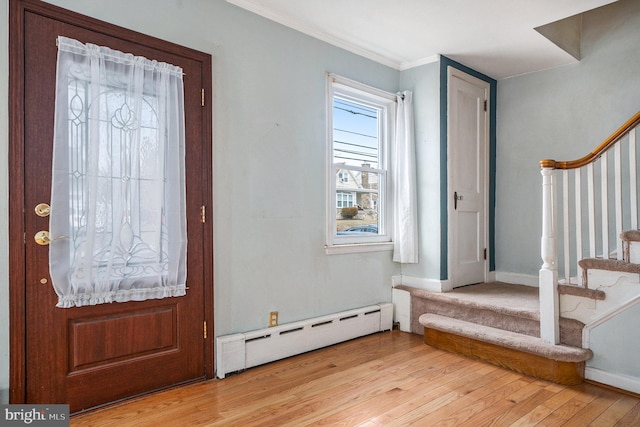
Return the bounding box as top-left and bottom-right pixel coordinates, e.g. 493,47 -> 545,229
226,0 -> 618,79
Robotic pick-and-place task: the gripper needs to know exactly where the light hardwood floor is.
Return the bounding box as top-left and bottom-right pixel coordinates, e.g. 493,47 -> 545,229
71,331 -> 640,426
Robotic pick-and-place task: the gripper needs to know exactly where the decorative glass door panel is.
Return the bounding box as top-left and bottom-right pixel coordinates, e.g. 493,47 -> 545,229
50,37 -> 187,307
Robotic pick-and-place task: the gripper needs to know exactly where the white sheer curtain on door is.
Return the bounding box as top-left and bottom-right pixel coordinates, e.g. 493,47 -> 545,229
393,91 -> 419,263
50,36 -> 187,308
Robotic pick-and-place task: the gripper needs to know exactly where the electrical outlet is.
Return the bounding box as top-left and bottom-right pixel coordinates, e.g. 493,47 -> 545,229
269,311 -> 278,327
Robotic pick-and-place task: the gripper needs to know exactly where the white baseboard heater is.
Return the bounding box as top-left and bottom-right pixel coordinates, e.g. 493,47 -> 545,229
215,303 -> 393,379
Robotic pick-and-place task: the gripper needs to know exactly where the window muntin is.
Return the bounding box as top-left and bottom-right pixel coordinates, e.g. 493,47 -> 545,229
327,76 -> 395,247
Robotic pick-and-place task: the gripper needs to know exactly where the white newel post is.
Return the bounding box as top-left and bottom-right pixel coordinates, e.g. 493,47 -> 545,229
539,166 -> 560,344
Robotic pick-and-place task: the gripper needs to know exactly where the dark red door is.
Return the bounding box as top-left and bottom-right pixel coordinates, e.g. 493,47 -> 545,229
11,0 -> 213,413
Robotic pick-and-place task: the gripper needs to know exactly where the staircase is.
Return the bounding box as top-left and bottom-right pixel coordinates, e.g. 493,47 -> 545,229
396,282 -> 592,385
397,112 -> 640,391
537,111 -> 640,394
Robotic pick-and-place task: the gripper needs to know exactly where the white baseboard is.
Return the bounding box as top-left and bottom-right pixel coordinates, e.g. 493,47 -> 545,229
486,270 -> 496,283
392,274 -> 450,292
585,367 -> 640,395
495,271 -> 539,287
216,303 -> 393,378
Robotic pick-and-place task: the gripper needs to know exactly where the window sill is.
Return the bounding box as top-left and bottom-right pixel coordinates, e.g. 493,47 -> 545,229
324,242 -> 394,255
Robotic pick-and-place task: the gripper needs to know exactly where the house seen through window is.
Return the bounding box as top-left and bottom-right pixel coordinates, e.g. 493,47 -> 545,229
327,75 -> 394,247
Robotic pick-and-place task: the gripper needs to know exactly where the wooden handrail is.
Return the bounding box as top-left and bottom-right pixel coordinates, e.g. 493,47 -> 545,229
540,111 -> 640,169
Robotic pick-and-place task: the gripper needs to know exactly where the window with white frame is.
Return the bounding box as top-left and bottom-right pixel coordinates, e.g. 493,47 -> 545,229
327,74 -> 395,250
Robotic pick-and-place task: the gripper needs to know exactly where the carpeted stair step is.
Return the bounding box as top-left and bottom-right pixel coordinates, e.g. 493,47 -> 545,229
399,284 -> 538,336
419,313 -> 592,362
398,283 -> 585,347
419,313 -> 593,385
579,258 -> 640,288
575,230 -> 640,288
412,288 -> 539,334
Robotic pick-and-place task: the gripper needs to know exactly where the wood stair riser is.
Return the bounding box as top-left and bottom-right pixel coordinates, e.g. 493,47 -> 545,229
629,241 -> 640,264
420,312 -> 592,386
424,328 -> 586,386
586,269 -> 639,288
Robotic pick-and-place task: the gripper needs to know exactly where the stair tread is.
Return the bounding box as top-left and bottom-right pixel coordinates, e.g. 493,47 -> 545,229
558,283 -> 606,300
621,230 -> 640,242
419,313 -> 592,363
398,284 -> 540,321
579,258 -> 640,274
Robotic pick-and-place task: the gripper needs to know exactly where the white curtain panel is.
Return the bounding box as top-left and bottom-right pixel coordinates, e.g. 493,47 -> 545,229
393,91 -> 419,263
50,36 -> 187,308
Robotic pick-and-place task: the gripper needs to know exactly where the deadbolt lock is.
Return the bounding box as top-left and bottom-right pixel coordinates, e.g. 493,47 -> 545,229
35,203 -> 51,217
34,230 -> 51,246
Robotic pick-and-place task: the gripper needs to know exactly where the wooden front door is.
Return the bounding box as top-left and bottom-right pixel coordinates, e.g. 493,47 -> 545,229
9,0 -> 213,413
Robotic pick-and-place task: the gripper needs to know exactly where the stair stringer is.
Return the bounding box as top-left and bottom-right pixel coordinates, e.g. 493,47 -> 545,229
560,269 -> 640,325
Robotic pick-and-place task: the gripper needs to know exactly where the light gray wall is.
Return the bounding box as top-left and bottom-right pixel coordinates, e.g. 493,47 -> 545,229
589,302 -> 640,379
0,0 -> 402,398
496,0 -> 640,277
398,62 -> 442,280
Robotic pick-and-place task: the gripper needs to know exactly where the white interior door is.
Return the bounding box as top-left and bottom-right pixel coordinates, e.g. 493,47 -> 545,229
448,67 -> 489,288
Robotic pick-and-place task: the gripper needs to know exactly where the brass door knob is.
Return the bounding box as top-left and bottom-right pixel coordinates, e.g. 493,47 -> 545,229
34,231 -> 51,246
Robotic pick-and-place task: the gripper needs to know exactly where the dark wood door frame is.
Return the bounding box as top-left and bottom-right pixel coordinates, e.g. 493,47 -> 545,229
8,0 -> 214,404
